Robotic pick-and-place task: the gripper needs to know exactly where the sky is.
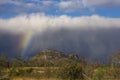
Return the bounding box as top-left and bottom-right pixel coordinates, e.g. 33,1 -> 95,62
0,0 -> 120,33
0,0 -> 120,18
0,0 -> 120,59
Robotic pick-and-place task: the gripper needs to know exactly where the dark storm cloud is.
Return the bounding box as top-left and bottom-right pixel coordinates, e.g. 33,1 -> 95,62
0,31 -> 21,57
21,28 -> 120,61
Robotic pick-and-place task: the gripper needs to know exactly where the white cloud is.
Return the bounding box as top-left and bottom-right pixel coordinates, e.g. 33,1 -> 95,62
0,0 -> 120,14
0,13 -> 120,33
56,0 -> 120,13
59,1 -> 73,9
83,0 -> 120,8
58,0 -> 83,13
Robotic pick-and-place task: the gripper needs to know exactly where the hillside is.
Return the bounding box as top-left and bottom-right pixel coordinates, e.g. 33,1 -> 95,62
29,49 -> 79,66
0,49 -> 120,80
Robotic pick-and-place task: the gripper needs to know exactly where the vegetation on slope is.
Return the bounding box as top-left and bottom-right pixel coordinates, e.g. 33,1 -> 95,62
0,49 -> 120,80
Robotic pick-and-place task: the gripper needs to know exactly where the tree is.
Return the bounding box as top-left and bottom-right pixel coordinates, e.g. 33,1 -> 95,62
59,63 -> 84,80
0,53 -> 10,68
111,52 -> 120,67
11,56 -> 26,67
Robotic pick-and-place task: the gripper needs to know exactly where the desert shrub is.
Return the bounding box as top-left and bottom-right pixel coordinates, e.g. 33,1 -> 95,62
25,68 -> 33,73
44,67 -> 52,78
9,67 -> 34,77
58,63 -> 84,80
9,70 -> 20,76
0,78 -> 10,80
0,67 -> 2,76
9,68 -> 21,76
93,68 -> 106,80
107,67 -> 120,79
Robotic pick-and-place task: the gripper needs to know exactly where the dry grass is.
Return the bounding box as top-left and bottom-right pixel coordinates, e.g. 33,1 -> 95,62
7,67 -> 60,80
12,77 -> 61,80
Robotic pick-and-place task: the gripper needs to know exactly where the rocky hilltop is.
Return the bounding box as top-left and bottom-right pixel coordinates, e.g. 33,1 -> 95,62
29,49 -> 79,66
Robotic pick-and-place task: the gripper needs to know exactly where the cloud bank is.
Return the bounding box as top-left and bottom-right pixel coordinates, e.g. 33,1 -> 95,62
0,13 -> 120,33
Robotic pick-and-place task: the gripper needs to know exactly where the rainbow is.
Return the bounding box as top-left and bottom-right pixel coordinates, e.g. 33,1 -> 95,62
19,31 -> 34,56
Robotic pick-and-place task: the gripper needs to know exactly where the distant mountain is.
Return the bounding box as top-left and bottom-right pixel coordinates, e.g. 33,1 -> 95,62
29,49 -> 79,66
